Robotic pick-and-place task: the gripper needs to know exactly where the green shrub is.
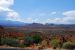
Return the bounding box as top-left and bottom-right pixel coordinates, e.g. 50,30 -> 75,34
1,38 -> 19,47
32,35 -> 42,44
62,41 -> 75,49
24,35 -> 42,46
18,44 -> 25,48
51,39 -> 60,49
24,37 -> 34,46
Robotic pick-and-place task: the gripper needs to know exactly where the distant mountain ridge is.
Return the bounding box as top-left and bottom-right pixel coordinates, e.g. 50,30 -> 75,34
0,20 -> 75,28
24,23 -> 75,29
0,20 -> 28,26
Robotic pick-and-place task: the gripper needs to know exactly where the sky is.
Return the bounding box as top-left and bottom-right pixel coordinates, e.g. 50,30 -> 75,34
0,0 -> 75,24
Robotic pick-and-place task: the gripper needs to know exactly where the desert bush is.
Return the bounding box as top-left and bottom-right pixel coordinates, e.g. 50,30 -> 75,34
51,39 -> 60,49
24,36 -> 34,46
18,44 -> 25,48
1,38 -> 19,47
62,41 -> 75,49
24,35 -> 42,47
32,35 -> 42,44
41,40 -> 48,48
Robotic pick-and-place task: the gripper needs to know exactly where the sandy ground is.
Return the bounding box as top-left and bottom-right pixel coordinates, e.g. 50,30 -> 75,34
0,46 -> 73,50
43,48 -> 73,50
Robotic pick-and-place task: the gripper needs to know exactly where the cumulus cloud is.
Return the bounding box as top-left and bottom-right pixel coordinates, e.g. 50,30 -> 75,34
0,0 -> 14,11
0,0 -> 14,6
63,10 -> 75,18
62,10 -> 75,22
6,11 -> 19,20
0,0 -> 20,22
7,11 -> 19,17
47,10 -> 75,24
0,0 -> 35,23
0,7 -> 13,12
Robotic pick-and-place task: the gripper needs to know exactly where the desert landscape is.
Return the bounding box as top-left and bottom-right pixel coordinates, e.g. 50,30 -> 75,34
0,23 -> 75,50
0,0 -> 75,50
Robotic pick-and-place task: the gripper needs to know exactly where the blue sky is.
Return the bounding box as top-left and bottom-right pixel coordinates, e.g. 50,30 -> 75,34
0,0 -> 75,24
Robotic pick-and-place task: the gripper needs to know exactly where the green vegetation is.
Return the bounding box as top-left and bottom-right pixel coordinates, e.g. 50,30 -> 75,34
32,35 -> 42,44
24,35 -> 42,47
51,39 -> 60,49
1,38 -> 19,47
0,25 -> 75,49
24,36 -> 34,46
62,41 -> 75,49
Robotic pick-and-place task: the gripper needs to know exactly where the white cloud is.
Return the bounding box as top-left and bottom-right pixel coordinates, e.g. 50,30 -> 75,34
6,11 -> 19,20
63,10 -> 75,18
62,10 -> 75,23
0,0 -> 21,22
0,0 -> 14,11
47,10 -> 75,24
0,0 -> 39,23
7,11 -> 19,18
0,7 -> 13,12
0,0 -> 14,8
